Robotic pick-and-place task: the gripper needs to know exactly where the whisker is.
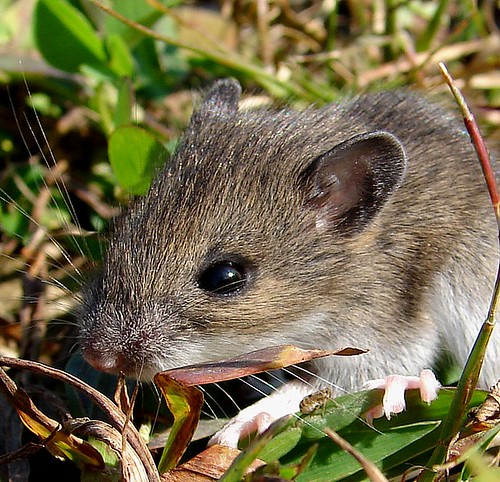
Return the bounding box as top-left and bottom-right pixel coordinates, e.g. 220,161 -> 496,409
198,386 -> 221,420
4,81 -> 106,302
49,319 -> 80,329
232,373 -> 333,438
282,365 -> 349,394
148,383 -> 165,436
211,382 -> 243,415
21,77 -> 92,262
2,255 -> 84,293
0,190 -> 83,279
239,375 -> 273,399
245,367 -> 383,437
44,275 -> 81,295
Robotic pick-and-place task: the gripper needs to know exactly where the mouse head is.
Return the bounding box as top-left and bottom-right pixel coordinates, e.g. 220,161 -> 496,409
79,79 -> 407,379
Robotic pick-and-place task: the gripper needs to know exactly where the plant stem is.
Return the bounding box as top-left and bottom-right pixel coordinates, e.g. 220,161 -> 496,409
418,63 -> 499,481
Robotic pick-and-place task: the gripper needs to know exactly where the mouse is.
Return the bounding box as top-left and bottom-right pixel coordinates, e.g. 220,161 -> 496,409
78,78 -> 499,446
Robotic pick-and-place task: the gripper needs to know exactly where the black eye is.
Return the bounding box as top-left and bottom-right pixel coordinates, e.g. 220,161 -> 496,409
198,260 -> 248,295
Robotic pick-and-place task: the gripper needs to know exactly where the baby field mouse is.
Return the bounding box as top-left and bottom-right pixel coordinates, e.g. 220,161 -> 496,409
79,79 -> 499,445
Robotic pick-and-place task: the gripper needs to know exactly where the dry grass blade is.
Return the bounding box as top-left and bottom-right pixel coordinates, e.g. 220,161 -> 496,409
157,345 -> 365,385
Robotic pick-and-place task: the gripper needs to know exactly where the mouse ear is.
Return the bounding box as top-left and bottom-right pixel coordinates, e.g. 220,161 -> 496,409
300,131 -> 407,233
191,79 -> 242,122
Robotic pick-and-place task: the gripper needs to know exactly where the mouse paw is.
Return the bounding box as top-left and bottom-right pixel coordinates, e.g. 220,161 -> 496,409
208,408 -> 273,448
363,369 -> 441,423
208,380 -> 312,448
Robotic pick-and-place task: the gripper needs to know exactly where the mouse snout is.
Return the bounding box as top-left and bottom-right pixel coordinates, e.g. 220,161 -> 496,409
79,300 -> 180,380
81,343 -> 127,374
79,314 -> 162,379
80,337 -> 145,377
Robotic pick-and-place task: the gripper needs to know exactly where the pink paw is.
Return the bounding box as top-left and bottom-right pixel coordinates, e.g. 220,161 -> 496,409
208,380 -> 313,448
208,411 -> 273,447
363,369 -> 441,423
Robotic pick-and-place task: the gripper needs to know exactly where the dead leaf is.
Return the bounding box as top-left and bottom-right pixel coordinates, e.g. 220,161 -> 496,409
160,445 -> 265,482
158,345 -> 365,385
154,345 -> 365,472
0,367 -> 104,469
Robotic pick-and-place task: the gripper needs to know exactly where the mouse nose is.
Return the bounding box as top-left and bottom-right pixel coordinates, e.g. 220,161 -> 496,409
81,343 -> 140,377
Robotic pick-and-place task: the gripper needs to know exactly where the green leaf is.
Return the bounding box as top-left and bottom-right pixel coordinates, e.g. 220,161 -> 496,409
113,78 -> 134,128
103,0 -> 160,42
0,164 -> 45,240
243,388 -> 488,482
106,33 -> 134,78
108,126 -> 167,195
296,421 -> 440,481
33,0 -> 106,73
0,203 -> 29,239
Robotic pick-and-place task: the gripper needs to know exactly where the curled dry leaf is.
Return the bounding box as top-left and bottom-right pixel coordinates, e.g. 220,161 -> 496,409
447,380 -> 500,464
154,344 -> 364,473
114,372 -> 133,416
155,378 -> 204,472
0,356 -> 160,482
72,420 -> 152,482
461,380 -> 500,436
0,367 -> 104,470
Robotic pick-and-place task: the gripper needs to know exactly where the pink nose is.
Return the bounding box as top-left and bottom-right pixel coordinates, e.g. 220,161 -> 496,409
82,344 -> 134,375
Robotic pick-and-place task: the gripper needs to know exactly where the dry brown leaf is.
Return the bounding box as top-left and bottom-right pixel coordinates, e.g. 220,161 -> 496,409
160,444 -> 265,481
0,367 -> 104,469
448,380 -> 500,461
157,345 -> 365,386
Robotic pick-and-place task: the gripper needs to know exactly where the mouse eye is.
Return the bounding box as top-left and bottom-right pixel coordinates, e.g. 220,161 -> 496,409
198,260 -> 248,296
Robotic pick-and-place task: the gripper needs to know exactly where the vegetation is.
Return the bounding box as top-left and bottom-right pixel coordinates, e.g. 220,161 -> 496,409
0,0 -> 498,480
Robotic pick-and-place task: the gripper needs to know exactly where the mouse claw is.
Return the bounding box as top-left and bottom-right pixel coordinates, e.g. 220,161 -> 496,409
364,369 -> 440,420
363,403 -> 385,425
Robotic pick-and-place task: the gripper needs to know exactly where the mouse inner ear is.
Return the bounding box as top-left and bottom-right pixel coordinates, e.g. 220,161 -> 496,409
299,131 -> 407,233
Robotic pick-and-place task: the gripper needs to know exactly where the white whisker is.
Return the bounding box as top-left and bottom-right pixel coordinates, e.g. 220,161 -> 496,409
0,190 -> 83,278
21,77 -> 91,262
282,365 -> 348,394
198,386 -> 221,420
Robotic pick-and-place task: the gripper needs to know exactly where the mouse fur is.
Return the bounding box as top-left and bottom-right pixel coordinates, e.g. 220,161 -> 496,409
79,79 -> 499,395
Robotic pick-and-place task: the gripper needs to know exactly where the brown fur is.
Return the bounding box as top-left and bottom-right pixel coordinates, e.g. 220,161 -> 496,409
79,79 -> 499,393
